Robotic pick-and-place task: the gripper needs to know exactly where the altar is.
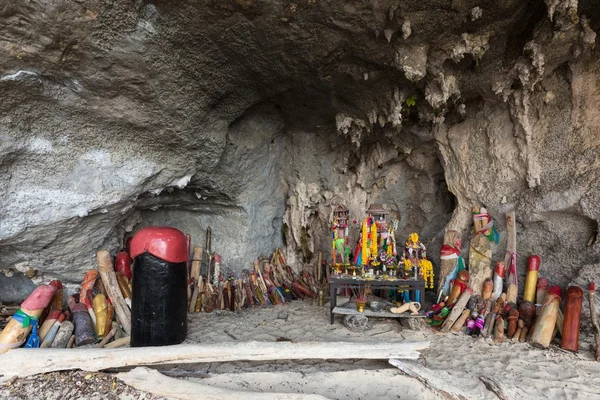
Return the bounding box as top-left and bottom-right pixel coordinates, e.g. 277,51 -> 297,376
329,275 -> 425,324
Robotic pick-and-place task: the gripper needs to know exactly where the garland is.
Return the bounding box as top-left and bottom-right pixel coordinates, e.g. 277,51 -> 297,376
361,218 -> 369,266
370,218 -> 377,261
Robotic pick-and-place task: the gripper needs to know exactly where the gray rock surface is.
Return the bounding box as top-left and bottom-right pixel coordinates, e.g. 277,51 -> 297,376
0,0 -> 598,298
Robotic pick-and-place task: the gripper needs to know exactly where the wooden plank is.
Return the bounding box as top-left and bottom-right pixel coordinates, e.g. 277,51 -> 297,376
118,366 -> 331,400
0,341 -> 429,381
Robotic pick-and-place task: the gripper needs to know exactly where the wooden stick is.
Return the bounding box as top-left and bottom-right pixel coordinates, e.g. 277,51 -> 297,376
589,282 -> 600,361
441,290 -> 471,333
190,247 -> 203,288
205,226 -> 212,282
0,341 -> 430,381
67,335 -> 76,349
96,327 -> 118,348
503,211 -> 518,290
118,367 -> 330,400
104,336 -> 131,349
450,310 -> 471,332
190,286 -> 200,313
316,252 -> 322,284
97,250 -> 132,335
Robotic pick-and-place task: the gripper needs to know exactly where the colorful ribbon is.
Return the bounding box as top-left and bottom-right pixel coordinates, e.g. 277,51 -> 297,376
11,309 -> 39,328
440,244 -> 461,259
474,213 -> 500,243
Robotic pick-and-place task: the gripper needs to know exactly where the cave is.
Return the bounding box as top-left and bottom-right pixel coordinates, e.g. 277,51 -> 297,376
1,0 -> 600,300
2,0 -> 600,397
2,1 -> 599,303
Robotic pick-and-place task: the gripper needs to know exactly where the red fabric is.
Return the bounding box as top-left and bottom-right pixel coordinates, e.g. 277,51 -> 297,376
130,226 -> 189,263
494,262 -> 506,277
527,255 -> 541,271
440,244 -> 460,256
115,251 -> 132,280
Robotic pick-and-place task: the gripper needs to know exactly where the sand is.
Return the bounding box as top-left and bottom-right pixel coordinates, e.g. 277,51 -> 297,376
2,297 -> 600,399
180,298 -> 600,399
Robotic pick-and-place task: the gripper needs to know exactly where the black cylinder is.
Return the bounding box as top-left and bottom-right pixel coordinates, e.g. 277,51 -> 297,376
72,306 -> 95,347
131,252 -> 188,347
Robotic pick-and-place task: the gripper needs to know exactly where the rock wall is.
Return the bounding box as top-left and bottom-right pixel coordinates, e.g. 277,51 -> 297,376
0,0 -> 598,300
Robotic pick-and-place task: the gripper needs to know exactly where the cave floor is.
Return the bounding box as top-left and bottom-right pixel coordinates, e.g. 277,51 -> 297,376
2,300 -> 600,400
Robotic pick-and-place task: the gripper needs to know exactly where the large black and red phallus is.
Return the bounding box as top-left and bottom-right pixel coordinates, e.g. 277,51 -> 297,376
130,226 -> 189,347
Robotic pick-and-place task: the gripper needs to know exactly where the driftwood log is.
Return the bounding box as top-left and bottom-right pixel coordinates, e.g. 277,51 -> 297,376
119,367 -> 330,400
0,341 -> 429,381
97,250 -> 131,335
441,290 -> 471,333
438,230 -> 460,297
389,359 -> 470,400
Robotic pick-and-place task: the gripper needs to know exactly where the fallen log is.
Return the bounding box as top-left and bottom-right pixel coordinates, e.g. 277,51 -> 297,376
389,359 -> 470,400
0,340 -> 429,381
119,367 -> 330,400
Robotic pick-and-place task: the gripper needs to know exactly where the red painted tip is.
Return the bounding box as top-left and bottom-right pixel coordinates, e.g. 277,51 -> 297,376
548,286 -> 562,299
57,314 -> 66,323
527,255 -> 541,271
83,296 -> 93,309
537,277 -> 549,289
47,310 -> 62,320
590,282 -> 596,291
49,280 -> 63,289
21,285 -> 57,309
215,254 -> 222,263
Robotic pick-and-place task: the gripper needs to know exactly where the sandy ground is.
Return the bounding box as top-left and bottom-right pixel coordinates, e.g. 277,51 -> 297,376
2,297 -> 600,399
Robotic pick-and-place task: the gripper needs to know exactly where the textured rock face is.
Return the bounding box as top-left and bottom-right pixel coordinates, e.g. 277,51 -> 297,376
0,0 -> 598,299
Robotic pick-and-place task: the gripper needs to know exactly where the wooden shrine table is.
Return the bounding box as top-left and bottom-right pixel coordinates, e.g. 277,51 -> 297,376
329,275 -> 426,324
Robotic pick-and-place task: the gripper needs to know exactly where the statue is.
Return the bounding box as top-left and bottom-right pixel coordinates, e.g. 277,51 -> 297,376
354,204 -> 393,274
331,205 -> 350,265
400,233 -> 434,289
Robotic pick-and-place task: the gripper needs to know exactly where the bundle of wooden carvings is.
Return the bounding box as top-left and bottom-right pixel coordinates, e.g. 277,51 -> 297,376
430,207 -> 600,358
0,241 -> 320,353
0,250 -> 132,352
187,247 -> 322,313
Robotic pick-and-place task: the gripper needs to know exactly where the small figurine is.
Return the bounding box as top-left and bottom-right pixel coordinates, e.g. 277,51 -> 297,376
354,204 -> 395,274
400,233 -> 434,289
331,205 -> 350,265
390,301 -> 421,315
